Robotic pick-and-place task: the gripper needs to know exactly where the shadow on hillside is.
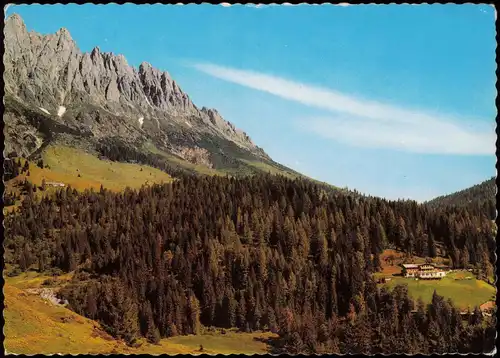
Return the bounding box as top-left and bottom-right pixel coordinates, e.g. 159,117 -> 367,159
253,335 -> 285,354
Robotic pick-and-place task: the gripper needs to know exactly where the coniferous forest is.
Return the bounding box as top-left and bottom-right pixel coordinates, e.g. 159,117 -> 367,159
4,173 -> 496,354
426,177 -> 496,219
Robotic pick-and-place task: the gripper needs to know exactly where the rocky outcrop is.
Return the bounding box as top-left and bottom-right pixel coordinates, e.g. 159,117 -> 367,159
4,14 -> 198,116
176,146 -> 214,168
3,13 -> 269,160
26,288 -> 69,307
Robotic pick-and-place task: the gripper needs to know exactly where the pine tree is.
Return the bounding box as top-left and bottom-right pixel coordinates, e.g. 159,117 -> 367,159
144,302 -> 161,344
469,306 -> 483,326
267,307 -> 278,333
187,294 -> 201,335
86,284 -> 98,319
427,234 -> 437,258
38,251 -> 46,272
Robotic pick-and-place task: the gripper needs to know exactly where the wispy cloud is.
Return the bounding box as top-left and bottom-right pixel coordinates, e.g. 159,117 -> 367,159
190,62 -> 495,155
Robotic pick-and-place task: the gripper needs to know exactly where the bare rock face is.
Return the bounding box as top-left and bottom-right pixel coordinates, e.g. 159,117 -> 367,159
199,107 -> 256,150
3,13 -> 269,161
3,15 -> 197,117
176,146 -> 214,168
137,61 -> 198,116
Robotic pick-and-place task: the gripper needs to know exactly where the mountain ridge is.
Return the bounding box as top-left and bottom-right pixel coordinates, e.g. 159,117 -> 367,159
5,13 -> 491,202
4,13 -> 278,173
425,176 -> 496,219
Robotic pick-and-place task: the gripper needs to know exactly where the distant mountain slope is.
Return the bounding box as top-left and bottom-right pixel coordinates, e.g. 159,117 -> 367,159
426,177 -> 496,218
3,13 -> 300,180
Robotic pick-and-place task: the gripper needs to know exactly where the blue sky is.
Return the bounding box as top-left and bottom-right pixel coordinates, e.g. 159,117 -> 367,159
6,4 -> 497,201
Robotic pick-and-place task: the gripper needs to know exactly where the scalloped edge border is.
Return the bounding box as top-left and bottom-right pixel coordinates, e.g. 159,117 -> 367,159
1,2 -> 498,356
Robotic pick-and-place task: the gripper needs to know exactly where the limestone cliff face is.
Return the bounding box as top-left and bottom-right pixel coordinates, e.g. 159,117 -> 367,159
3,13 -> 269,160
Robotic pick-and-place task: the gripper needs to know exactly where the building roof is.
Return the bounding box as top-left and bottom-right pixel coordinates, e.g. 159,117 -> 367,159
401,264 -> 419,269
402,263 -> 439,268
46,182 -> 66,187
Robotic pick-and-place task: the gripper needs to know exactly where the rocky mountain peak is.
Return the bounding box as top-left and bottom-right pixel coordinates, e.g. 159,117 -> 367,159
56,27 -> 72,40
6,13 -> 27,29
5,13 -> 24,29
201,107 -> 221,125
4,13 -> 268,159
138,61 -> 152,71
4,13 -> 29,50
91,46 -> 101,56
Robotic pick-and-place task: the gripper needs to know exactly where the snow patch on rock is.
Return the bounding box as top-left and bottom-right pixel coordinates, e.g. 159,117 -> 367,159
57,106 -> 66,117
39,107 -> 50,115
138,116 -> 144,127
185,120 -> 192,128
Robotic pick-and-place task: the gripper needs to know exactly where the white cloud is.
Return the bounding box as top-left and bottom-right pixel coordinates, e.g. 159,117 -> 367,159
191,62 -> 495,155
302,116 -> 493,155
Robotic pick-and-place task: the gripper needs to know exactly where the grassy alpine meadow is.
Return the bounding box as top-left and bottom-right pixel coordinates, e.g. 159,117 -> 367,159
166,329 -> 278,355
8,146 -> 173,194
380,270 -> 496,310
5,146 -> 172,195
144,330 -> 277,355
239,158 -> 299,179
3,269 -> 277,355
4,283 -> 128,355
40,145 -> 173,191
4,147 -> 173,215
